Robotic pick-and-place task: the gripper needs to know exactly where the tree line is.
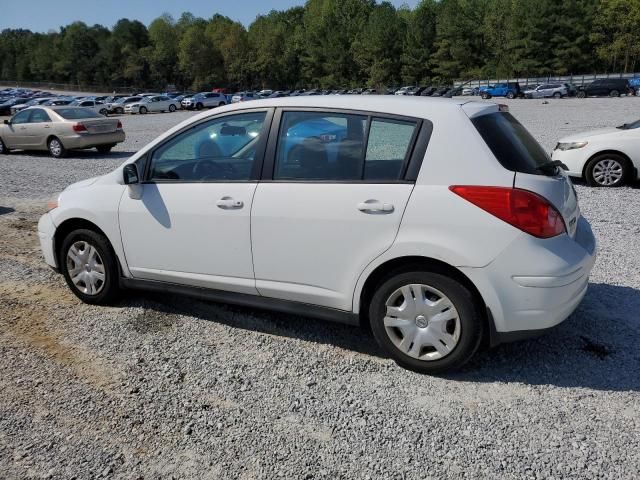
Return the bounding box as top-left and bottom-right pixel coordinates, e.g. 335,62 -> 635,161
1,0 -> 639,91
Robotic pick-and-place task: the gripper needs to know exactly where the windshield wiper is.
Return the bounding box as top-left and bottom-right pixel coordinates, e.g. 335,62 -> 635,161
536,160 -> 568,174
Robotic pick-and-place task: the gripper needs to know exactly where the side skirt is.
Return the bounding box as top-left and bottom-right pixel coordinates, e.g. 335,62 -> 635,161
120,277 -> 360,326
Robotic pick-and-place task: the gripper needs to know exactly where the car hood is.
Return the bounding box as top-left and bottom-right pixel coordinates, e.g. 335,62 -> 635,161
558,127 -> 622,143
64,176 -> 101,192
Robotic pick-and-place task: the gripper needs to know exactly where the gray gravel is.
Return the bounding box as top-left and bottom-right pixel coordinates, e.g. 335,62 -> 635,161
1,99 -> 639,479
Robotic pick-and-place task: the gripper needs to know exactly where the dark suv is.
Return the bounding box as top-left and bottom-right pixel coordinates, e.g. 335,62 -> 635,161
577,79 -> 632,98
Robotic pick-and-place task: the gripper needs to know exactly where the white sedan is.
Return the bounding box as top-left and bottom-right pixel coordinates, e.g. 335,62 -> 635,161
551,120 -> 640,187
124,95 -> 179,114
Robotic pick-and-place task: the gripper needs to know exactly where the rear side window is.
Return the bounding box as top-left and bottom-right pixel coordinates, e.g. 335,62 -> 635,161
472,112 -> 550,176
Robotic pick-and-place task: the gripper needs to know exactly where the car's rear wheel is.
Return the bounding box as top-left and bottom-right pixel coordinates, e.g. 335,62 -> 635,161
577,91 -> 586,98
99,108 -> 108,115
60,228 -> 120,304
481,93 -> 490,99
506,92 -> 515,99
116,107 -> 124,114
169,104 -> 176,112
609,89 -> 620,97
553,92 -> 562,98
218,102 -> 225,107
585,153 -> 630,187
139,106 -> 148,114
0,137 -> 9,154
96,144 -> 114,154
369,270 -> 483,374
48,137 -> 66,158
196,102 -> 203,110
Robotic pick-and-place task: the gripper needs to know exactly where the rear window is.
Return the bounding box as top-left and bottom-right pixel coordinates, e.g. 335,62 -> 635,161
55,108 -> 102,120
471,112 -> 551,176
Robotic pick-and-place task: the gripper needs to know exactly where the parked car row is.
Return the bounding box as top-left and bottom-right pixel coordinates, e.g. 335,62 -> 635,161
472,78 -> 635,99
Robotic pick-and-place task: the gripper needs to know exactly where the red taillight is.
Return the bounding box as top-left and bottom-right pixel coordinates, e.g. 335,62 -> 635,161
72,123 -> 87,133
449,186 -> 566,238
116,120 -> 122,129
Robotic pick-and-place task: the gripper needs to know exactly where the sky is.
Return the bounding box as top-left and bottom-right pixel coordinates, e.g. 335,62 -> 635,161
1,0 -> 421,32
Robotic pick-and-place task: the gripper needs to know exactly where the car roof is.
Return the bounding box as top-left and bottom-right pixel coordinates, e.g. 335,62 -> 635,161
217,95 -> 475,120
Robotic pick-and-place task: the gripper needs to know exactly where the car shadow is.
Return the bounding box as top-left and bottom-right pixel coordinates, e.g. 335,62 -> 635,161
124,282 -> 639,391
0,206 -> 15,215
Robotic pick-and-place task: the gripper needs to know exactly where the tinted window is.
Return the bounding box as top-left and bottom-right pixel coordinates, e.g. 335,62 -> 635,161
11,110 -> 31,124
472,112 -> 551,176
55,108 -> 102,120
365,118 -> 416,180
274,111 -> 366,180
149,111 -> 267,181
29,109 -> 51,123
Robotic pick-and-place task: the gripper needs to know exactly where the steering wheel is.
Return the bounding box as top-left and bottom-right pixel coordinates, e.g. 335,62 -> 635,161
192,160 -> 236,179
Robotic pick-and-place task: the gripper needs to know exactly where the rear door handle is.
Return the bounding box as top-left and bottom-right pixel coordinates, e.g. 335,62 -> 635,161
216,196 -> 243,209
357,200 -> 394,214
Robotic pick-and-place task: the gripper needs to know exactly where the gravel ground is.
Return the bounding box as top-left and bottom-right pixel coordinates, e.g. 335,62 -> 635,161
0,99 -> 639,479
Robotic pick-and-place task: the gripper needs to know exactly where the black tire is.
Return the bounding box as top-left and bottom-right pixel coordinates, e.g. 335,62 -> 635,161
96,144 -> 114,154
553,92 -> 562,99
47,136 -> 66,158
169,104 -> 176,112
60,228 -> 120,304
99,108 -> 108,116
116,107 -> 124,114
481,92 -> 490,99
218,102 -> 225,107
368,270 -> 484,374
0,137 -> 9,154
196,102 -> 203,110
506,92 -> 515,99
139,106 -> 148,114
585,153 -> 630,187
577,91 -> 586,99
609,89 -> 620,97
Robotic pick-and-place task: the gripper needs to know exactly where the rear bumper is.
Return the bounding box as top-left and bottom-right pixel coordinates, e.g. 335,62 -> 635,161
38,212 -> 57,269
61,131 -> 125,149
461,216 -> 597,339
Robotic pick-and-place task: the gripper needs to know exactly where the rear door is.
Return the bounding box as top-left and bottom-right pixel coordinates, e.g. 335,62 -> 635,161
251,109 -> 426,311
470,111 -> 579,237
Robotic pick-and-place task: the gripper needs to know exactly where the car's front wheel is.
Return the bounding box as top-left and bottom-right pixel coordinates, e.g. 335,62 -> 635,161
553,92 -> 562,99
585,153 -> 630,187
506,92 -> 515,99
577,91 -> 586,98
196,102 -> 203,110
169,104 -> 176,112
368,270 -> 483,374
99,108 -> 108,115
60,228 -> 120,304
0,137 -> 9,154
609,89 -> 620,97
48,137 -> 66,158
116,107 -> 124,114
139,106 -> 148,114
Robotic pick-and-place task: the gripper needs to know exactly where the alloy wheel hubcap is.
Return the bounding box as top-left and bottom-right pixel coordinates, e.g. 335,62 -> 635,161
593,159 -> 623,186
50,140 -> 61,156
66,241 -> 105,295
384,284 -> 461,361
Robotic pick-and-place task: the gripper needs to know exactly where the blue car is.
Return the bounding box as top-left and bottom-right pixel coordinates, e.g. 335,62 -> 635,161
480,82 -> 522,99
628,77 -> 640,94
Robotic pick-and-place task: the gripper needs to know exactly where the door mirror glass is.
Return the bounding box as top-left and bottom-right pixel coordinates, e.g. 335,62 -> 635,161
123,164 -> 139,184
3,119 -> 9,125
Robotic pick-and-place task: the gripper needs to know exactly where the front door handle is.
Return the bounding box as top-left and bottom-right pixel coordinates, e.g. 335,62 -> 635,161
216,196 -> 243,209
357,200 -> 394,214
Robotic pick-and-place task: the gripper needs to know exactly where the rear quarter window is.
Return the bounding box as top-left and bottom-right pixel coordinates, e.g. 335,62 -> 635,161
471,112 -> 551,176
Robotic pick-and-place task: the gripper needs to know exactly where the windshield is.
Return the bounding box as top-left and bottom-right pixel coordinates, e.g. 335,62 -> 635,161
472,112 -> 553,176
55,108 -> 102,120
617,119 -> 640,130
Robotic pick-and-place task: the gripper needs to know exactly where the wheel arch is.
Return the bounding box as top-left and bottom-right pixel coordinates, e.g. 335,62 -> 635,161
53,218 -> 121,273
583,149 -> 636,180
357,255 -> 490,339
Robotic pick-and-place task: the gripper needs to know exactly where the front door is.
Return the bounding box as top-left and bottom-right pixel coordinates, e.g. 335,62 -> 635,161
119,109 -> 272,294
3,109 -> 32,148
251,110 -> 422,311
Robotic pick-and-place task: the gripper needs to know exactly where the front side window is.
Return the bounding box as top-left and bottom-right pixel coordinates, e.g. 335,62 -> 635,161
11,110 -> 31,124
148,111 -> 267,182
274,111 -> 417,181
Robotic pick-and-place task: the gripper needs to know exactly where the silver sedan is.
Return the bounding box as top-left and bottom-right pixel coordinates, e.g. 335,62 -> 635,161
0,106 -> 125,157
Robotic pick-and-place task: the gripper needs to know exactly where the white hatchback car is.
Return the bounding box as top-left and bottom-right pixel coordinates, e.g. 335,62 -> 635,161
552,120 -> 640,187
38,97 -> 596,373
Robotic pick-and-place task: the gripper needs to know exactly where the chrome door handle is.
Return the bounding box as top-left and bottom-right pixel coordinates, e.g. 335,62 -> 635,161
357,200 -> 394,213
216,197 -> 243,209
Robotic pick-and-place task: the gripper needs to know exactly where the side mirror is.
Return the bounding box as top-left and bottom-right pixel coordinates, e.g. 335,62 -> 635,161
123,163 -> 139,185
3,119 -> 9,125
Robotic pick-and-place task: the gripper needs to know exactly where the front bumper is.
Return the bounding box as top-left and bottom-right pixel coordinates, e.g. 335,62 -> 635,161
38,212 -> 58,269
61,130 -> 125,149
460,216 -> 597,340
551,147 -> 592,178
